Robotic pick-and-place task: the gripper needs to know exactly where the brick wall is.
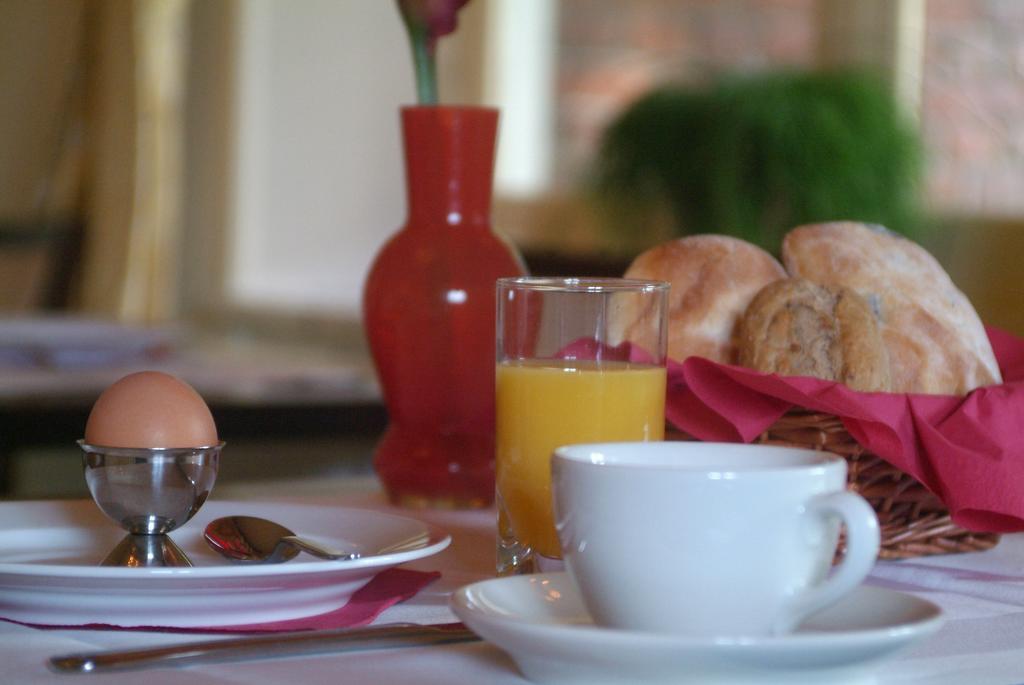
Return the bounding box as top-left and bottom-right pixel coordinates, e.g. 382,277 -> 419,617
923,0 -> 1024,216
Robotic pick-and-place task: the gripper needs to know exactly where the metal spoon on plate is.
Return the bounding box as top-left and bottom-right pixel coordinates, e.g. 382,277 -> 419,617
204,515 -> 361,564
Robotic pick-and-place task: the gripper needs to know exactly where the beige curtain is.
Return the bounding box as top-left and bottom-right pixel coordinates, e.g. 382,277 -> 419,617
79,0 -> 189,323
0,0 -> 85,310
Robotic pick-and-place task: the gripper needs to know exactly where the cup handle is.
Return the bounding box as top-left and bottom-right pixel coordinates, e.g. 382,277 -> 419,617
774,490 -> 881,635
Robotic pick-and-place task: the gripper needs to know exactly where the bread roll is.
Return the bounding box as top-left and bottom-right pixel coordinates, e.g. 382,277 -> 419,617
623,235 -> 786,363
782,222 -> 1000,394
738,278 -> 891,392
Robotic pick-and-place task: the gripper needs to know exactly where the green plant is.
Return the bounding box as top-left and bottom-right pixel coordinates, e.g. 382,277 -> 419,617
593,69 -> 924,254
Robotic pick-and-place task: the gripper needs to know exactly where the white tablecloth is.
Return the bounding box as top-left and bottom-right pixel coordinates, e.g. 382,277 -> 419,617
5,487 -> 1024,685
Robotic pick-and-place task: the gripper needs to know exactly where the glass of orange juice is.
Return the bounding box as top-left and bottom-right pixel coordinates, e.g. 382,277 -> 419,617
495,277 -> 669,575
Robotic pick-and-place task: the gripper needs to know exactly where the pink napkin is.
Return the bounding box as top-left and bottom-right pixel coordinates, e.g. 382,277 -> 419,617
3,568 -> 440,634
666,326 -> 1024,534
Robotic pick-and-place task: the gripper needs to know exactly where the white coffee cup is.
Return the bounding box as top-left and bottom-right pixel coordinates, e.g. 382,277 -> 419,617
551,442 -> 880,637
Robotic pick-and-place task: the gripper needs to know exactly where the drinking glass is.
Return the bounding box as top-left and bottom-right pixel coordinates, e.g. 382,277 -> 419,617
495,277 -> 669,575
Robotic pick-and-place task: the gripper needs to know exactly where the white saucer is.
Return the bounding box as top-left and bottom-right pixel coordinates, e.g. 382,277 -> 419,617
450,573 -> 943,685
0,500 -> 450,627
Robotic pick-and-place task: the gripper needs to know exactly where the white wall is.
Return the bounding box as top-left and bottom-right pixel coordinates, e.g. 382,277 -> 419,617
484,0 -> 558,198
226,0 -> 413,315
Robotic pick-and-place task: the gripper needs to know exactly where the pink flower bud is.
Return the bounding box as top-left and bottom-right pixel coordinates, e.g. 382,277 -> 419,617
398,0 -> 471,53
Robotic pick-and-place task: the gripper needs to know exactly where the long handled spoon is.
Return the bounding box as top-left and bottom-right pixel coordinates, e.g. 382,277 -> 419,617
204,515 -> 361,564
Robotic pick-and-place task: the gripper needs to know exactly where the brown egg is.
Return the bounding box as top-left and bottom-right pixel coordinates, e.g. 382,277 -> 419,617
84,371 -> 218,448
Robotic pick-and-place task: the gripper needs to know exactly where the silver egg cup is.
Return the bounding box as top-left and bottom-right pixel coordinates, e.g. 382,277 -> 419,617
79,441 -> 222,567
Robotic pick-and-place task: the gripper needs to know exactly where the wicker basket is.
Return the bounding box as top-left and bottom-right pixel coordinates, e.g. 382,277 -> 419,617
757,411 -> 999,559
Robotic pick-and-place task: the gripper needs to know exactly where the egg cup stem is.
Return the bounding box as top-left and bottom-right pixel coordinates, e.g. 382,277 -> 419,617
80,441 -> 222,568
101,533 -> 194,568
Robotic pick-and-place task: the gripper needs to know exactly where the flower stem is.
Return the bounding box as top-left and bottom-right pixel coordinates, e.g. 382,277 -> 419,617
409,33 -> 438,105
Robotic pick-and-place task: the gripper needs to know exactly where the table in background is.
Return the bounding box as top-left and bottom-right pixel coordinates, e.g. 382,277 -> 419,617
0,317 -> 386,496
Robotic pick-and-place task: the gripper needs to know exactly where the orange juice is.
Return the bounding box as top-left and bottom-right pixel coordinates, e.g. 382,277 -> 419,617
495,359 -> 666,559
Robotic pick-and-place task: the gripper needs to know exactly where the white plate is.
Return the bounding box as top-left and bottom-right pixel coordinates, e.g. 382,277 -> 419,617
451,573 -> 943,685
0,500 -> 450,627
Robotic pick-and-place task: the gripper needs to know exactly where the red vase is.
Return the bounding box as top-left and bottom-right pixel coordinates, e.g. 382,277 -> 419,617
363,106 -> 527,509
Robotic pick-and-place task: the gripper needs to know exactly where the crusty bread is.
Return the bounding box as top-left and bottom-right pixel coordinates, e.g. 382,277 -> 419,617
738,278 -> 891,392
782,222 -> 1000,394
623,235 -> 786,363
